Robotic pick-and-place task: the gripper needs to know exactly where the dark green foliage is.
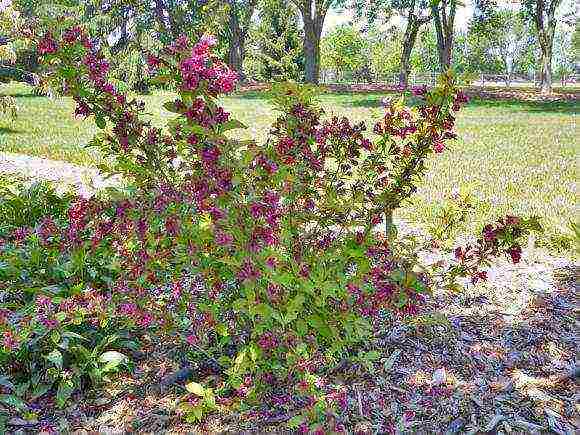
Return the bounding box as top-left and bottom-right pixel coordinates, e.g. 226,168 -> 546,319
0,176 -> 75,236
247,0 -> 304,81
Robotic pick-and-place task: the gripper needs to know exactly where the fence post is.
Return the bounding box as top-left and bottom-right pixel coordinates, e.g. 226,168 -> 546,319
481,74 -> 485,87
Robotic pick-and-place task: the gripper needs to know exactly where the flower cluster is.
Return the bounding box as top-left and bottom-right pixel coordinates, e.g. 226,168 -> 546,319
449,215 -> 540,284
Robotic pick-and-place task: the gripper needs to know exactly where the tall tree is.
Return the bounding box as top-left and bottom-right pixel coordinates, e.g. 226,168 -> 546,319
320,23 -> 367,81
431,0 -> 459,70
398,0 -> 431,86
289,0 -> 336,83
349,0 -> 431,87
222,0 -> 257,80
522,0 -> 563,93
249,0 -> 303,81
468,9 -> 534,84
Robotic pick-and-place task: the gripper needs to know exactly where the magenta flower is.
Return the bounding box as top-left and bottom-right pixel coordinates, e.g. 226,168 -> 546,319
507,245 -> 522,263
38,33 -> 58,55
411,85 -> 427,96
2,331 -> 19,351
214,230 -> 234,246
238,259 -> 261,281
200,146 -> 221,164
146,55 -> 161,70
265,256 -> 277,269
433,141 -> 445,153
164,214 -> 180,237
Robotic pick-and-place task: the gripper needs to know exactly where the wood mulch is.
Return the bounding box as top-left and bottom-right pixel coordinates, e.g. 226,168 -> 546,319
4,242 -> 577,434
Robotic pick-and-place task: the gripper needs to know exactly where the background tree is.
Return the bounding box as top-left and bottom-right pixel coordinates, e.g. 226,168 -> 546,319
320,23 -> 367,81
367,26 -> 407,79
290,0 -> 337,83
221,0 -> 258,80
468,9 -> 534,84
552,21 -> 575,80
522,0 -> 563,93
431,0 -> 459,70
572,19 -> 580,65
348,0 -> 431,87
413,27 -> 440,73
247,0 -> 304,81
13,0 -> 228,90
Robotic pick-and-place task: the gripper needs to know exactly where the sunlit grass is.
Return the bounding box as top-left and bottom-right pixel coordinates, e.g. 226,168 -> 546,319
1,82 -> 577,251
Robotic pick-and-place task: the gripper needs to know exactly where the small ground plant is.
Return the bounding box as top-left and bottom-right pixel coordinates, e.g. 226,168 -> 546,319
0,24 -> 540,431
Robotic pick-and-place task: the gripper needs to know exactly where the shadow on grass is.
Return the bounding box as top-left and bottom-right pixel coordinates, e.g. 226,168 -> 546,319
0,126 -> 21,134
229,90 -> 271,100
322,93 -> 580,114
0,91 -> 46,99
467,98 -> 580,115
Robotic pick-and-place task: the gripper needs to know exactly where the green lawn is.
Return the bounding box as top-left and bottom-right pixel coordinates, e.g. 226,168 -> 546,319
1,82 -> 578,251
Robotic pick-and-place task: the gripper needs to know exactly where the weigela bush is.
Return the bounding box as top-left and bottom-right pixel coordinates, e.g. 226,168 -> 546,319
0,25 -> 539,430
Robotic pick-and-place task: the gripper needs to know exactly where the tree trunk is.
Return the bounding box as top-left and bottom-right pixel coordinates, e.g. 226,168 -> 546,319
431,0 -> 456,71
532,0 -> 560,94
399,22 -> 420,88
227,6 -> 245,81
539,43 -> 553,94
303,19 -> 321,84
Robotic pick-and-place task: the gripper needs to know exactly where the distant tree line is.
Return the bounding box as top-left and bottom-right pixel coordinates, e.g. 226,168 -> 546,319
0,0 -> 577,94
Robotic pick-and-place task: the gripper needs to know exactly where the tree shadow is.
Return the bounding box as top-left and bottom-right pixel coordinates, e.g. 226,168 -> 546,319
466,97 -> 580,115
0,126 -> 21,134
5,92 -> 46,99
230,90 -> 272,100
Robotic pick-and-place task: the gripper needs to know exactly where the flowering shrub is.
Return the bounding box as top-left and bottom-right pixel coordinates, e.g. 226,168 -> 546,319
0,25 -> 540,430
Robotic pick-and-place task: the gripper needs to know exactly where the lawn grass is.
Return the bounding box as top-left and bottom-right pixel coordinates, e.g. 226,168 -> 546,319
1,81 -> 578,251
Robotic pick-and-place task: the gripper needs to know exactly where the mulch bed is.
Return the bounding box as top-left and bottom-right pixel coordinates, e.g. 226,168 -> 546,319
5,248 -> 577,434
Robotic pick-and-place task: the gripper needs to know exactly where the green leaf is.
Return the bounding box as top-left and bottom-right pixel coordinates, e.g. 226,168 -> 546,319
185,382 -> 205,396
365,350 -> 381,362
220,119 -> 247,132
0,394 -> 28,411
307,315 -> 332,339
295,319 -> 308,337
287,414 -> 305,429
0,376 -> 14,392
253,303 -> 273,320
150,74 -> 172,85
99,351 -> 128,372
61,331 -> 87,341
56,380 -> 74,408
95,115 -> 106,129
30,383 -> 51,401
46,349 -> 63,369
163,101 -> 182,113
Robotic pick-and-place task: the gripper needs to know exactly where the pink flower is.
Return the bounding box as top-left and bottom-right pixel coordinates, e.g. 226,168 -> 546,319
74,101 -> 91,118
411,85 -> 427,96
507,245 -> 522,264
249,202 -> 264,218
165,214 -> 180,237
193,34 -> 217,55
214,230 -> 233,246
38,33 -> 58,55
200,146 -> 221,164
146,55 -> 161,69
433,141 -> 445,153
238,259 -> 261,281
2,331 -> 18,351
257,332 -> 278,351
265,256 -> 277,269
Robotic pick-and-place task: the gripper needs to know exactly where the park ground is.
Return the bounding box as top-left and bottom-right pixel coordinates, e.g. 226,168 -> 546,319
1,82 -> 578,252
0,81 -> 578,433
